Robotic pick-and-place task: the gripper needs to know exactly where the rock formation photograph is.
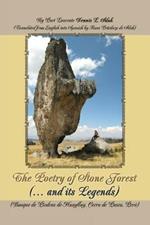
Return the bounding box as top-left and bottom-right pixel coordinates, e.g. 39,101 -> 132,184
27,35 -> 124,168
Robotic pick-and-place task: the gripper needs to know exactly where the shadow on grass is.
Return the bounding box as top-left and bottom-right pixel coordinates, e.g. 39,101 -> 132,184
61,148 -> 118,161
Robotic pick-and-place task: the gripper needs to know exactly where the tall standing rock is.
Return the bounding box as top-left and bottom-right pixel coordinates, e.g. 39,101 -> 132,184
34,38 -> 96,157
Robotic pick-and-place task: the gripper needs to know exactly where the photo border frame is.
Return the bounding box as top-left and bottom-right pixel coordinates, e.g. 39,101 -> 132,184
25,33 -> 125,169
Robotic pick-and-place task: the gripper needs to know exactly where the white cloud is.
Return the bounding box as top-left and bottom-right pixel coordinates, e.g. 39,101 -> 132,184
100,126 -> 122,138
71,55 -> 106,78
28,116 -> 37,139
66,125 -> 122,140
105,35 -> 121,47
66,125 -> 95,140
66,44 -> 72,56
28,88 -> 34,102
28,35 -> 50,87
28,116 -> 122,140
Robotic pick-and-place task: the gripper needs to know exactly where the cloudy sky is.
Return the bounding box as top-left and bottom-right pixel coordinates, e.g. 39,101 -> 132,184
28,35 -> 123,140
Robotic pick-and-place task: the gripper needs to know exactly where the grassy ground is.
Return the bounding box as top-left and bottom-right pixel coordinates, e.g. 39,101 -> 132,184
27,140 -> 124,168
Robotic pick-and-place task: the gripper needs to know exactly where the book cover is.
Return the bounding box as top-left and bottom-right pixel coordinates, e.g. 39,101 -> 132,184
0,0 -> 149,224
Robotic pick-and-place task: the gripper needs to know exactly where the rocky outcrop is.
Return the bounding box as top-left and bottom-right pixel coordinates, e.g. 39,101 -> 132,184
34,38 -> 96,157
83,130 -> 111,154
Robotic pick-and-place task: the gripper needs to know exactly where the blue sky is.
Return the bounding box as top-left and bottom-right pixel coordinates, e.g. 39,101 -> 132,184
28,35 -> 123,140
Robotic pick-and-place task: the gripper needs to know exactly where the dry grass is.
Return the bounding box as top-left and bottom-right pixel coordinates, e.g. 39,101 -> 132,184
27,140 -> 124,168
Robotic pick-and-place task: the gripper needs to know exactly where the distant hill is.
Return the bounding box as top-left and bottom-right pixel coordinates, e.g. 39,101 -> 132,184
27,138 -> 39,145
65,137 -> 123,143
27,137 -> 123,145
104,138 -> 123,143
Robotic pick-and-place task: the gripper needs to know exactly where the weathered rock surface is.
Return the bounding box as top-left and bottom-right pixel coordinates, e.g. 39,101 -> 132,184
83,130 -> 111,154
34,38 -> 96,157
